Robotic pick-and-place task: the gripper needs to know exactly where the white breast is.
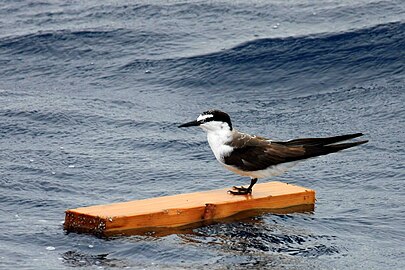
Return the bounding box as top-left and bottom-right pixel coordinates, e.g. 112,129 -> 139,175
205,127 -> 233,164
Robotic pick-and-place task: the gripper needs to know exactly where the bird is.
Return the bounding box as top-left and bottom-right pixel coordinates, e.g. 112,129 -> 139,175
179,109 -> 368,195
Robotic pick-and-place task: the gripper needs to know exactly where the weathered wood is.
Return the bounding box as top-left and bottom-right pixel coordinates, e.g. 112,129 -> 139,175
64,181 -> 315,236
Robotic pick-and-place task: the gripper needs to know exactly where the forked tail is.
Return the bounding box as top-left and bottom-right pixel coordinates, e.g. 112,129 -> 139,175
275,133 -> 368,159
279,133 -> 366,147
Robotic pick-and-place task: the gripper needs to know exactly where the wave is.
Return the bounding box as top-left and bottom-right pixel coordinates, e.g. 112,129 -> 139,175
121,22 -> 403,93
0,28 -> 173,59
0,21 -> 403,95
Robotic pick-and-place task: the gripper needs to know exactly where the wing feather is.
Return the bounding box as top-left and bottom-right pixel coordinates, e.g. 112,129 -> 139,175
224,133 -> 367,172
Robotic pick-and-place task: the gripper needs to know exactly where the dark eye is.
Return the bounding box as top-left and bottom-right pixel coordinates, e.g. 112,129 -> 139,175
204,117 -> 214,123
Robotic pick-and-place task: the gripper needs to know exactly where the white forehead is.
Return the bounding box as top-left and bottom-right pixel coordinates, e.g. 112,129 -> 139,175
197,114 -> 213,121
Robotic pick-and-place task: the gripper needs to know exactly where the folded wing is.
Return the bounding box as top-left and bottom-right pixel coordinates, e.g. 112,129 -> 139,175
224,133 -> 368,172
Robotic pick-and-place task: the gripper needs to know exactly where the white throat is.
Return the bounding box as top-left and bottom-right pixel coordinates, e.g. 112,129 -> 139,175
200,121 -> 233,163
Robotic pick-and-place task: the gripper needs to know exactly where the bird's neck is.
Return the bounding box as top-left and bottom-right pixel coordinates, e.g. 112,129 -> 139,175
206,128 -> 234,162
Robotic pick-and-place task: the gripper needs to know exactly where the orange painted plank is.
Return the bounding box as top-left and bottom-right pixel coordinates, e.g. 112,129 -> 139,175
64,181 -> 315,236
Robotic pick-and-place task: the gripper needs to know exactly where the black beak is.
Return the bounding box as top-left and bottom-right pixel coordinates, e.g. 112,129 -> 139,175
178,120 -> 201,128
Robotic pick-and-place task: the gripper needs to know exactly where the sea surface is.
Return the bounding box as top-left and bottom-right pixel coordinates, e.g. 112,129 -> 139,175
1,0 -> 404,269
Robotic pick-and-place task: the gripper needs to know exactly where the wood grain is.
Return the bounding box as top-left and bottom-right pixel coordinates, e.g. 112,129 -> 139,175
64,181 -> 315,236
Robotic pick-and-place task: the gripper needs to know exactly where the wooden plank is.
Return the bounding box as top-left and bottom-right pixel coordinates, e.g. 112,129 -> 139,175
64,181 -> 315,236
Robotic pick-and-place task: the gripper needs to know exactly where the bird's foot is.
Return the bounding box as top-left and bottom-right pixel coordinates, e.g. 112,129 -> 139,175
228,186 -> 252,195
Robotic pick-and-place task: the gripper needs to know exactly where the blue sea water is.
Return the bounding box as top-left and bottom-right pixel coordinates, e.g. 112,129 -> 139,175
0,0 -> 404,269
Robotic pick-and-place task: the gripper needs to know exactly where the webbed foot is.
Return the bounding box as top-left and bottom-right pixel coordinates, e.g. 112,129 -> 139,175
228,186 -> 252,195
227,178 -> 258,195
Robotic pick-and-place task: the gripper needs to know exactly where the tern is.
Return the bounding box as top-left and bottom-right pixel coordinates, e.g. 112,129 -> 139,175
179,109 -> 368,195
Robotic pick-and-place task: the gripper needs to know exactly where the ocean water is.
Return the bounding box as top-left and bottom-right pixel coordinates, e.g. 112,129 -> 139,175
1,0 -> 404,269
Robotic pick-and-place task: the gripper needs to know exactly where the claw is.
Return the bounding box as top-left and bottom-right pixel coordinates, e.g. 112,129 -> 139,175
232,186 -> 247,191
229,178 -> 257,195
228,188 -> 252,195
232,186 -> 249,192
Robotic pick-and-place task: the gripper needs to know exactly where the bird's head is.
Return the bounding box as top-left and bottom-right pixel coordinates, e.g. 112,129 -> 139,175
178,109 -> 233,132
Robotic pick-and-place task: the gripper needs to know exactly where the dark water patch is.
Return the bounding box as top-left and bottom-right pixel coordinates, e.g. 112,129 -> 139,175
0,122 -> 54,138
0,192 -> 60,209
82,3 -> 164,20
62,250 -> 128,268
0,27 -> 187,82
0,107 -> 152,138
121,22 -> 404,95
0,28 -> 180,59
0,88 -> 34,97
0,29 -> 119,56
1,109 -> 78,125
188,218 -> 343,259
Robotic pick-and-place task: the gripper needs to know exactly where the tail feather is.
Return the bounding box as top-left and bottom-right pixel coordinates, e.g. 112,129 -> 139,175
280,133 -> 364,147
304,140 -> 368,158
326,140 -> 369,152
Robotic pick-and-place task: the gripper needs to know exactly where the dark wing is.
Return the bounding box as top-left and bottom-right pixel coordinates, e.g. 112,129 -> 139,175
224,133 -> 368,172
275,133 -> 364,147
223,142 -> 305,171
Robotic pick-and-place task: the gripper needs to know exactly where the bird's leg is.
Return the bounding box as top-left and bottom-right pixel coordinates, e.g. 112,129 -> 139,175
229,178 -> 258,195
